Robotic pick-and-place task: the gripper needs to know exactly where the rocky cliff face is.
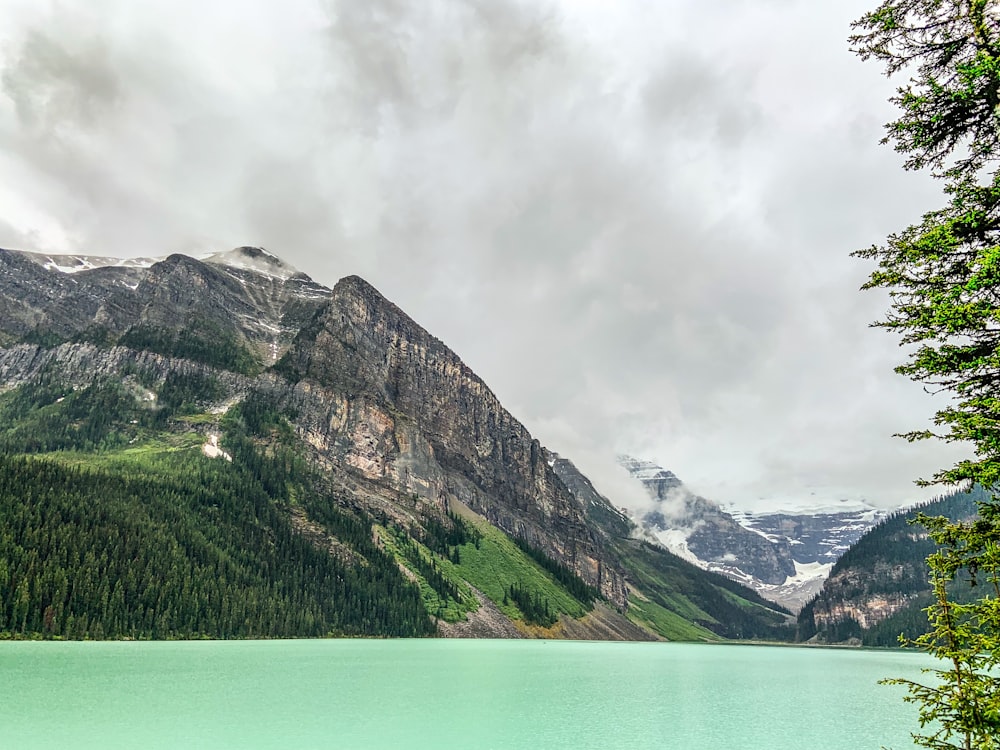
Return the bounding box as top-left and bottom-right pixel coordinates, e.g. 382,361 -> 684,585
277,275 -> 626,605
549,453 -> 634,540
810,565 -> 916,630
0,247 -> 627,608
801,554 -> 927,642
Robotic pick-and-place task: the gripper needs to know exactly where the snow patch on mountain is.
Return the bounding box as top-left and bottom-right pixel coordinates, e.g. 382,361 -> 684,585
20,253 -> 160,274
651,527 -> 702,566
11,246 -> 315,286
201,246 -> 304,281
754,561 -> 834,612
790,560 -> 834,582
617,455 -> 681,484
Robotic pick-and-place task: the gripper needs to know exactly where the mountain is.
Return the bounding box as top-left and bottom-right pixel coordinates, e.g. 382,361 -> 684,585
0,245 -> 791,641
617,456 -> 794,585
617,457 -> 884,611
730,506 -> 886,566
796,488 -> 984,646
727,505 -> 887,611
0,246 -> 329,368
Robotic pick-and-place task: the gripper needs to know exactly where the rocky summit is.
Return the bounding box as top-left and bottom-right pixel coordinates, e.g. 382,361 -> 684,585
0,246 -> 792,641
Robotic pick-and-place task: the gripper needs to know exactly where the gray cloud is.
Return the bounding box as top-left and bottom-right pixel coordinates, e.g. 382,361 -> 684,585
642,54 -> 762,148
2,26 -> 119,133
0,0 -> 966,511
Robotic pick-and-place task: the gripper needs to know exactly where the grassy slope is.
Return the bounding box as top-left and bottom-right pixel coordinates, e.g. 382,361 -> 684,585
382,510 -> 591,630
41,433 -> 206,472
612,539 -> 792,641
451,518 -> 589,620
627,596 -> 719,641
377,526 -> 478,623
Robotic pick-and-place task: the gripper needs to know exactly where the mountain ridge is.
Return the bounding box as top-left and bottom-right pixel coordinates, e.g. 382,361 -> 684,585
0,245 -> 792,641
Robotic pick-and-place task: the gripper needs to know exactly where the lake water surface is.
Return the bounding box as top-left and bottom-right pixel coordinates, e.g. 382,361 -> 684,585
1,639 -> 930,749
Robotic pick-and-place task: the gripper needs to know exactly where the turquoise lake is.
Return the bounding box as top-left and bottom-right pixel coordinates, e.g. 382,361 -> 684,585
1,640 -> 932,749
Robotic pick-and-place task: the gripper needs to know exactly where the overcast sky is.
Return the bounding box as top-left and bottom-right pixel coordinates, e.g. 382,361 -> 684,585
0,0 -> 972,512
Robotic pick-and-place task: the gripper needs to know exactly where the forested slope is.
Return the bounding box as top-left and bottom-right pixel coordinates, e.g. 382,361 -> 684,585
0,381 -> 433,638
797,488 -> 983,646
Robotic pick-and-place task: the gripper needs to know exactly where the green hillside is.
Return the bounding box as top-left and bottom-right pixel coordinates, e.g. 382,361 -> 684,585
0,380 -> 436,638
612,539 -> 793,641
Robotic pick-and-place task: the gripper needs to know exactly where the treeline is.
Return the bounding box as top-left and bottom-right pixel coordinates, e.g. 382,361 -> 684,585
0,378 -> 141,454
413,509 -> 595,623
158,371 -> 227,412
504,583 -> 555,627
0,454 -> 433,639
829,488 -> 983,579
421,510 -> 481,562
21,325 -> 122,350
119,321 -> 259,375
18,320 -> 261,376
220,394 -> 306,500
393,532 -> 464,607
512,537 -> 597,608
0,371 -> 240,456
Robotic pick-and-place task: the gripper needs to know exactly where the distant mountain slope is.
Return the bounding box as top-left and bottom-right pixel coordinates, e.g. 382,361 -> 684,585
731,506 -> 885,566
617,456 -> 796,585
0,245 -> 792,641
615,456 -> 885,611
728,505 -> 887,611
797,488 -> 984,646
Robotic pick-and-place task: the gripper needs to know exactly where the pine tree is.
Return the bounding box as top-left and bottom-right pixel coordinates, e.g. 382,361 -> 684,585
851,1 -> 1000,746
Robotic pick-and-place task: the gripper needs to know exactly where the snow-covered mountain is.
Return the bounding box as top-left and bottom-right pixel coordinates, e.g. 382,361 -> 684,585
617,456 -> 795,584
728,506 -> 886,566
617,456 -> 885,611
727,506 -> 886,611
